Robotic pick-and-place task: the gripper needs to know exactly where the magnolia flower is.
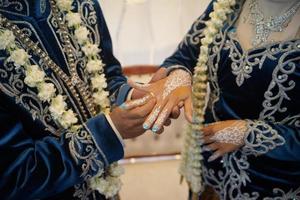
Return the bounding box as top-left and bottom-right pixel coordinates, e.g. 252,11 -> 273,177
75,26 -> 89,45
82,43 -> 100,57
66,12 -> 82,27
56,0 -> 73,11
86,59 -> 104,73
37,82 -> 56,102
60,109 -> 78,128
8,49 -> 30,67
93,91 -> 109,106
24,65 -> 45,87
0,30 -> 15,50
91,74 -> 107,89
49,95 -> 67,119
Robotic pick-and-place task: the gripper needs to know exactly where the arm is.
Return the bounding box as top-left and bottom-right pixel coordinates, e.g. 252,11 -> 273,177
202,119 -> 299,162
161,2 -> 214,73
0,95 -> 123,199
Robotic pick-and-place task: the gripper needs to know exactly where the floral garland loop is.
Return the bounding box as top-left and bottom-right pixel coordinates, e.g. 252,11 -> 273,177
179,0 -> 236,195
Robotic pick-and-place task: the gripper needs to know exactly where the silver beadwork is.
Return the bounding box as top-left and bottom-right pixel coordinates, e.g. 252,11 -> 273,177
248,0 -> 300,47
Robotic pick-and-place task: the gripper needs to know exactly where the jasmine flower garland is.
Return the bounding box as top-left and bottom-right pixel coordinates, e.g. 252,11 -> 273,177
179,0 -> 236,196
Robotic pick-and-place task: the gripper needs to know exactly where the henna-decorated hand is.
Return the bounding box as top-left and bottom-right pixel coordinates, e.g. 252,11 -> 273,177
121,69 -> 193,133
202,120 -> 248,162
130,68 -> 181,120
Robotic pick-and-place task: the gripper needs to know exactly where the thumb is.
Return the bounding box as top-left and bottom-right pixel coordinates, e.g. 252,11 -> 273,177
184,97 -> 193,123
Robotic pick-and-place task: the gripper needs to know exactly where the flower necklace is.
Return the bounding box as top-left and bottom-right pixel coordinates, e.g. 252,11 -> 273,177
179,0 -> 236,198
0,0 -> 123,198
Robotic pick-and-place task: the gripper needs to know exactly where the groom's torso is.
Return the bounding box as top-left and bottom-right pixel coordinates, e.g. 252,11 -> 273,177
0,0 -> 109,199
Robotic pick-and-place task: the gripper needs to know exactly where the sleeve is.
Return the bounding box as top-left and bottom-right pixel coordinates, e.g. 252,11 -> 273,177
242,120 -> 300,162
96,3 -> 131,106
161,1 -> 215,73
0,95 -> 124,199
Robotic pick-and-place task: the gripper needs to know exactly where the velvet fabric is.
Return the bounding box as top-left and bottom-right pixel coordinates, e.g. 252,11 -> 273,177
0,0 -> 130,199
163,1 -> 300,199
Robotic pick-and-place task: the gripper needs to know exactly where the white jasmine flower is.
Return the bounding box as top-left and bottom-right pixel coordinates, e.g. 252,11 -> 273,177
93,91 -> 109,106
66,12 -> 82,27
24,65 -> 45,87
197,54 -> 208,64
37,82 -> 56,102
60,109 -> 78,128
56,0 -> 73,11
75,26 -> 89,45
92,176 -> 122,199
86,59 -> 104,73
49,95 -> 67,120
201,37 -> 213,46
91,74 -> 107,89
109,163 -> 125,177
8,49 -> 30,67
0,30 -> 15,50
82,43 -> 100,57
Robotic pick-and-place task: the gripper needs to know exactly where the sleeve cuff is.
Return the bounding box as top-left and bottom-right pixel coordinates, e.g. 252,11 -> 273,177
162,64 -> 192,75
85,114 -> 124,165
105,114 -> 125,147
116,84 -> 132,106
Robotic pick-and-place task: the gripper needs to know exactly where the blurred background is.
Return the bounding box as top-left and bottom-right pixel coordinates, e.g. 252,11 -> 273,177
100,0 -> 210,199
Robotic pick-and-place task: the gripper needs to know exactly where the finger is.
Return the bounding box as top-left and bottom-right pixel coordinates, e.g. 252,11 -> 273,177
202,125 -> 214,136
164,118 -> 171,126
178,101 -> 184,108
131,98 -> 156,119
143,104 -> 162,130
143,99 -> 167,130
170,106 -> 180,119
120,94 -> 152,110
208,150 -> 223,162
130,88 -> 149,100
184,97 -> 193,123
152,101 -> 173,133
149,68 -> 167,83
202,143 -> 219,152
128,79 -> 151,92
203,135 -> 214,145
153,126 -> 164,135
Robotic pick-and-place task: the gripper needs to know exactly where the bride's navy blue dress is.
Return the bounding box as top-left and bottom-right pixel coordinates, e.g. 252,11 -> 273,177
163,1 -> 300,199
0,0 -> 131,199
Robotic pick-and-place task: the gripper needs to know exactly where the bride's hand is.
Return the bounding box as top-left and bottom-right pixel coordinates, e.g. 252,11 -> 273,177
121,69 -> 193,133
202,120 -> 248,162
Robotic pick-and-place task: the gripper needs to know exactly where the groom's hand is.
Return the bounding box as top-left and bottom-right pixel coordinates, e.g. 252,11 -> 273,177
110,96 -> 157,139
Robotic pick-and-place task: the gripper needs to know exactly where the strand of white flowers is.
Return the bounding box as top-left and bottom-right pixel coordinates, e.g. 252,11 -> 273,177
58,0 -> 110,112
179,0 -> 236,194
0,29 -> 78,130
56,0 -> 122,197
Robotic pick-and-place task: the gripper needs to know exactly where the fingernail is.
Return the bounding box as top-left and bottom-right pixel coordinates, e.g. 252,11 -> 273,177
208,154 -> 220,162
202,146 -> 211,152
152,125 -> 159,133
143,124 -> 149,130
